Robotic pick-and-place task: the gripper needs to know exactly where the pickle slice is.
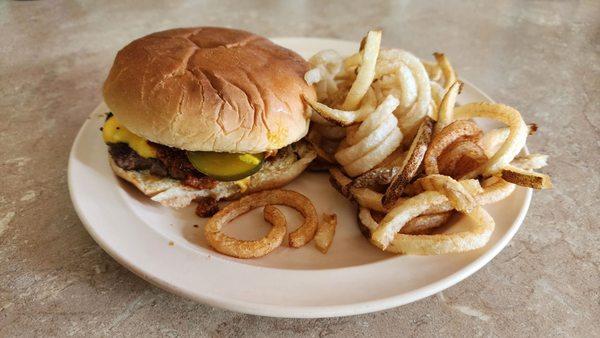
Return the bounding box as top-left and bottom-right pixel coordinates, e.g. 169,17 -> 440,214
186,151 -> 264,181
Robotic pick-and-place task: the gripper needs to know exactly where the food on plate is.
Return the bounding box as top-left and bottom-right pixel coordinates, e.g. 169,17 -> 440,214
433,80 -> 462,134
382,116 -> 434,208
437,139 -> 488,179
315,213 -> 338,254
334,95 -> 402,176
423,120 -> 483,176
204,190 -> 318,258
101,27 -> 552,259
101,27 -> 317,208
499,165 -> 553,189
433,52 -> 457,90
452,102 -> 529,178
305,30 -> 552,256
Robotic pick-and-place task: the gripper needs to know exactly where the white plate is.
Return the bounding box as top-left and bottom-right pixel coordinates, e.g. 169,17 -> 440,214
68,37 -> 531,318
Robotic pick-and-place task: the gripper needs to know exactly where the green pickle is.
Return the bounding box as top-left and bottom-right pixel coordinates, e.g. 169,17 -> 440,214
186,151 -> 264,181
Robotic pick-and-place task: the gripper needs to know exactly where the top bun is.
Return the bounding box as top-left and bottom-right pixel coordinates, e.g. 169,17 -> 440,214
103,27 -> 316,153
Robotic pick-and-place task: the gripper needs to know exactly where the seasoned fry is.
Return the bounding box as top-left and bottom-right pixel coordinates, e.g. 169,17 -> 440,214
500,165 -> 552,189
438,140 -> 487,178
315,213 -> 337,253
400,211 -> 454,235
204,204 -> 287,259
382,116 -> 434,208
329,167 -> 353,198
299,30 -> 552,258
205,190 -> 318,257
424,120 -> 483,175
351,167 -> 399,190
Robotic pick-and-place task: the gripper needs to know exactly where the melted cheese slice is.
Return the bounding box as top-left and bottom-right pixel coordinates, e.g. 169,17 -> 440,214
102,115 -> 157,158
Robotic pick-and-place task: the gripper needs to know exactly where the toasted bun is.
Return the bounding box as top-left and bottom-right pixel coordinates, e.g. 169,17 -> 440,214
109,142 -> 316,208
103,27 -> 316,153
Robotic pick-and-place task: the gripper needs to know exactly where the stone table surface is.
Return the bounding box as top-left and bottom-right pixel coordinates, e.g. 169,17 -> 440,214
1,0 -> 599,336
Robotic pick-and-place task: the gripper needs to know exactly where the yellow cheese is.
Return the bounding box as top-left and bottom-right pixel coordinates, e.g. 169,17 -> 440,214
235,177 -> 251,193
102,115 -> 157,158
238,153 -> 262,166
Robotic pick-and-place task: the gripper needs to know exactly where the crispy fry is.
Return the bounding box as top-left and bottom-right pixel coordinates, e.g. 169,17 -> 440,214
336,95 -> 400,165
329,167 -> 353,198
352,188 -> 389,212
481,123 -> 537,158
382,116 -> 434,208
375,148 -> 406,168
303,89 -> 377,126
438,140 -> 488,178
205,190 -> 318,256
434,80 -> 463,134
386,207 -> 495,255
424,120 -> 483,175
204,204 -> 286,259
453,102 -> 528,177
315,213 -> 337,253
500,165 -> 552,189
341,30 -> 382,110
371,191 -> 448,249
412,175 -> 477,213
351,166 -> 399,190
433,52 -> 457,91
341,128 -> 402,177
401,211 -> 454,235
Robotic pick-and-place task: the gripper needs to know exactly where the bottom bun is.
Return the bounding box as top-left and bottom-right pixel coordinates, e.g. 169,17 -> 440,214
109,142 -> 316,208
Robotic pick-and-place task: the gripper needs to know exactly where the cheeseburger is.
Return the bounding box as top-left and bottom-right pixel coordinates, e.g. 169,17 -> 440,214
101,27 -> 317,210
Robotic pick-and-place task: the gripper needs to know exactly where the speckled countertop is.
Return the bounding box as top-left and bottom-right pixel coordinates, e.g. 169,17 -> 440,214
1,0 -> 598,336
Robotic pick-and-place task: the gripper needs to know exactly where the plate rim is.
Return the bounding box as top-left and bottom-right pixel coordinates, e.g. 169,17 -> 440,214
68,36 -> 532,318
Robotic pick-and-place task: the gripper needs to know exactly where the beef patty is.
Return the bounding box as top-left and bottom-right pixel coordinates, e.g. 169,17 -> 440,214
108,143 -> 217,190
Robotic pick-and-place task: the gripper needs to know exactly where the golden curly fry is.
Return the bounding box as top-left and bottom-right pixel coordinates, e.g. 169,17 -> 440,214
204,204 -> 286,259
424,120 -> 483,175
453,102 -> 528,178
413,174 -> 477,213
371,191 -> 448,249
438,140 -> 488,179
204,190 -> 319,258
386,207 -> 495,255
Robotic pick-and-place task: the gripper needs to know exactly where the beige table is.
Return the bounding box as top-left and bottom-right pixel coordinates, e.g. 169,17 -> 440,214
1,1 -> 598,336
